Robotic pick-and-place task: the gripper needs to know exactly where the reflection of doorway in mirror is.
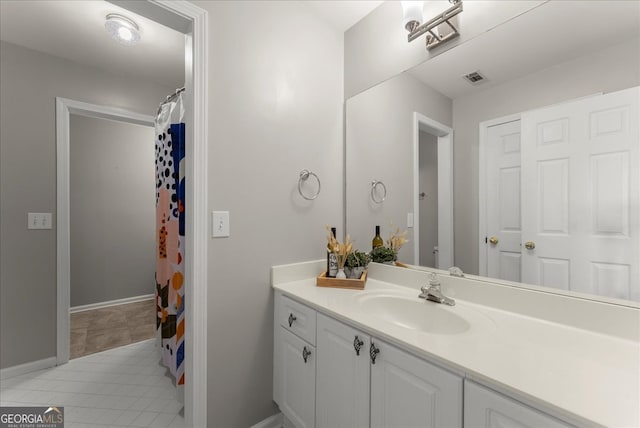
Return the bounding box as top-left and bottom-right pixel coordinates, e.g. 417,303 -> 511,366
419,131 -> 438,267
412,113 -> 453,269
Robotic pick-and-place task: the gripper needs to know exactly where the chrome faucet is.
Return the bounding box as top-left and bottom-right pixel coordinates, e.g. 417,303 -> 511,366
419,273 -> 455,306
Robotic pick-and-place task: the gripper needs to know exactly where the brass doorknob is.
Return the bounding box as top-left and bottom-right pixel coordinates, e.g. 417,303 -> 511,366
489,236 -> 499,245
524,241 -> 536,250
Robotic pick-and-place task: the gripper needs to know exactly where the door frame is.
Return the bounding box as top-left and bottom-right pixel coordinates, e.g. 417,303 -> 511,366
56,2 -> 208,426
412,113 -> 454,268
478,113 -> 521,276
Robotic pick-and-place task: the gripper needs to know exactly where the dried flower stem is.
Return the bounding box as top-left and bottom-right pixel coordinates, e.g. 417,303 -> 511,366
325,225 -> 353,269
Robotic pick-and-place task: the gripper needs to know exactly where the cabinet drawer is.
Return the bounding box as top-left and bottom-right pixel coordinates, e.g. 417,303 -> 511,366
280,295 -> 316,345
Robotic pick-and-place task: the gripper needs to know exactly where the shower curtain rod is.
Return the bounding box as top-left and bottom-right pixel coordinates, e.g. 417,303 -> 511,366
156,87 -> 185,116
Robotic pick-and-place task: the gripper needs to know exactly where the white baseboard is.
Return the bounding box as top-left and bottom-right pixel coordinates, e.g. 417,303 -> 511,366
0,357 -> 57,380
251,412 -> 283,428
70,294 -> 154,313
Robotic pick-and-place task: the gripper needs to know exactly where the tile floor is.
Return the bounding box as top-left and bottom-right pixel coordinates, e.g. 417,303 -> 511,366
0,339 -> 184,428
71,300 -> 156,359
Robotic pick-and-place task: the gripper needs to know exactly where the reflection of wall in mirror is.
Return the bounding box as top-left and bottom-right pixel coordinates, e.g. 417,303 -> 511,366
345,73 -> 451,262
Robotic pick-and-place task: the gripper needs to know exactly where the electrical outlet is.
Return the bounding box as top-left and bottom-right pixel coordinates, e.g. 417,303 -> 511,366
211,211 -> 230,238
28,213 -> 52,230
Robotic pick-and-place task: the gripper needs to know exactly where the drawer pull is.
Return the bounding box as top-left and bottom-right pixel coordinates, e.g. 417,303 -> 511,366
302,346 -> 312,363
353,336 -> 364,356
288,313 -> 297,327
370,342 -> 380,364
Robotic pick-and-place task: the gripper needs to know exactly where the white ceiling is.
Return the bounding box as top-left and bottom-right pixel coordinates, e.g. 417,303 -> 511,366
407,1 -> 640,99
0,0 -> 382,89
0,1 -> 185,88
302,1 -> 383,32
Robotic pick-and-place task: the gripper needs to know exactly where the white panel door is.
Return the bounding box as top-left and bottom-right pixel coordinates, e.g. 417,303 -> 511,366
486,120 -> 522,282
316,314 -> 370,428
280,328 -> 316,428
370,339 -> 462,428
521,86 -> 639,300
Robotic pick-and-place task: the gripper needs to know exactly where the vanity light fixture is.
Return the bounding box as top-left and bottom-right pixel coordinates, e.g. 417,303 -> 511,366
105,13 -> 141,45
402,0 -> 463,50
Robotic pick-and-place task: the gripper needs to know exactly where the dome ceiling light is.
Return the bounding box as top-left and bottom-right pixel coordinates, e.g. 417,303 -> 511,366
105,13 -> 141,45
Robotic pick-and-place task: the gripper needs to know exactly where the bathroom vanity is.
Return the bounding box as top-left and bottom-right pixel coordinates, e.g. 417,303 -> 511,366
272,261 -> 640,428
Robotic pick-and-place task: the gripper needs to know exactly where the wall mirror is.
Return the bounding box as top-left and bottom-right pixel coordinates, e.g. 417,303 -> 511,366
345,0 -> 640,305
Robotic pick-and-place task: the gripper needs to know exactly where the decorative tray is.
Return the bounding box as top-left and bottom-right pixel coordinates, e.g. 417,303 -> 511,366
316,270 -> 367,290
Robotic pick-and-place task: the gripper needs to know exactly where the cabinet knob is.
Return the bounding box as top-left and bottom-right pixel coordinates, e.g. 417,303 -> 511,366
302,346 -> 312,363
288,313 -> 297,327
370,342 -> 380,364
353,336 -> 364,355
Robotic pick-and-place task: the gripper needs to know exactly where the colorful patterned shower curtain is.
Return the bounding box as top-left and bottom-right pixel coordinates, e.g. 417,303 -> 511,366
155,93 -> 185,386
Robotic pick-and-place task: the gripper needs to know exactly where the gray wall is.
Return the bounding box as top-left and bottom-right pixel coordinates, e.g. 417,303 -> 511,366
344,1 -> 545,98
199,1 -> 344,426
346,72 -> 451,262
419,131 -> 438,267
70,115 -> 155,308
452,39 -> 640,274
0,40 -> 173,369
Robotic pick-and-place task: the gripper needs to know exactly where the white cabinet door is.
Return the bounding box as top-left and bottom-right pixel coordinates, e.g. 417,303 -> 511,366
370,339 -> 463,428
279,328 -> 316,428
521,86 -> 639,299
316,313 -> 370,428
486,119 -> 523,282
464,381 -> 575,428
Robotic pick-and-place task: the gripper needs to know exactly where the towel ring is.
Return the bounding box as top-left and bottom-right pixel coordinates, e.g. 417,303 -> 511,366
298,169 -> 321,200
371,180 -> 387,204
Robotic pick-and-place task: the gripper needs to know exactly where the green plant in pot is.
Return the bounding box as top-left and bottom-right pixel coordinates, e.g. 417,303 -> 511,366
370,246 -> 397,265
344,250 -> 371,279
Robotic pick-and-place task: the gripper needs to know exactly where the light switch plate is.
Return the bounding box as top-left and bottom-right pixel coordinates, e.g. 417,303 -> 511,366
407,212 -> 414,228
28,212 -> 52,230
212,211 -> 230,238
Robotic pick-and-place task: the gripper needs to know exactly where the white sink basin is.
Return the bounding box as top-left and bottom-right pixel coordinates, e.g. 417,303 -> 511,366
354,290 -> 493,335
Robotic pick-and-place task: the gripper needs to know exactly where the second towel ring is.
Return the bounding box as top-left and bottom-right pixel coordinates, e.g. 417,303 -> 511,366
298,169 -> 321,200
371,180 -> 387,204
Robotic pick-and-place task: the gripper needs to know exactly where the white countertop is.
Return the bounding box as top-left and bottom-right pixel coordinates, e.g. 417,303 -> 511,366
272,262 -> 640,428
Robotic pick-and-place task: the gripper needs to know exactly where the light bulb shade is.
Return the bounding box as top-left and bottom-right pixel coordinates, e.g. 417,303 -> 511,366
105,13 -> 140,45
401,1 -> 424,31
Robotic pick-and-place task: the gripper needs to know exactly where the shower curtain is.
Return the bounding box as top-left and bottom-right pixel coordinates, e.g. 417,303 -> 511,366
155,93 -> 185,386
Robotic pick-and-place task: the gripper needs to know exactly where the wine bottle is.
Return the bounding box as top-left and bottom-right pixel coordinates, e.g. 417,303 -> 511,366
327,227 -> 339,278
372,225 -> 384,250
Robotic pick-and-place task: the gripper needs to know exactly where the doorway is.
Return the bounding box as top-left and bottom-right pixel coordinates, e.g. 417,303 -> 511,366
418,131 -> 439,267
68,113 -> 156,359
55,2 -> 208,425
412,113 -> 454,269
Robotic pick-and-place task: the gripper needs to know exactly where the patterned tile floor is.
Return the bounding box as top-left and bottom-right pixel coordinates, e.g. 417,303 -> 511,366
0,340 -> 185,428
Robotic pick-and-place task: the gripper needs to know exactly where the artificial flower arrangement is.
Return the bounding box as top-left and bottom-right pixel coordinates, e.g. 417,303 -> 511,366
371,226 -> 409,264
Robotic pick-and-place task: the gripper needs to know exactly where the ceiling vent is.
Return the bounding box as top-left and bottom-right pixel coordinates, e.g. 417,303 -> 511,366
462,71 -> 487,85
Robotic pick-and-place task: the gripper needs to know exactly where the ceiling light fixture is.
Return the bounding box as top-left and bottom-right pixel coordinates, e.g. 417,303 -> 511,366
105,13 -> 141,45
402,0 -> 463,50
